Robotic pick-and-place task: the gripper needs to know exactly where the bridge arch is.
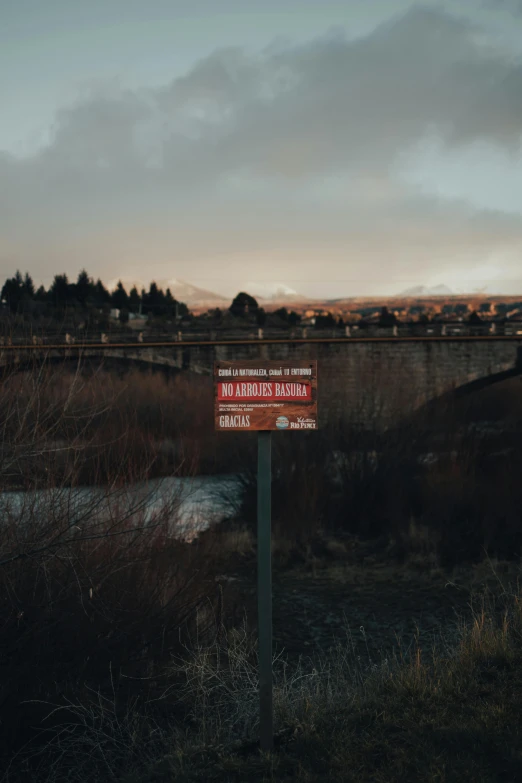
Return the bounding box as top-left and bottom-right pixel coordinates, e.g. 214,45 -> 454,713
409,361 -> 522,432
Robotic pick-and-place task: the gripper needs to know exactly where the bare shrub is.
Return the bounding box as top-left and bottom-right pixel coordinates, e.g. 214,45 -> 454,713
0,356 -> 236,778
317,382 -> 522,566
3,361 -> 254,478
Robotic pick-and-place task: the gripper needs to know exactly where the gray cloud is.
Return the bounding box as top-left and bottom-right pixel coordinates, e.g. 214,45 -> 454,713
1,4 -> 522,295
484,0 -> 522,13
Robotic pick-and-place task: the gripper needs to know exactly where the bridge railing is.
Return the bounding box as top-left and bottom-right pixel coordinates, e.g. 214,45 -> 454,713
0,321 -> 520,346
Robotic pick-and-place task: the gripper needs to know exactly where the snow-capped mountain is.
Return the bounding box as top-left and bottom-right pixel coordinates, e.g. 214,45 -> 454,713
106,278 -> 228,306
242,283 -> 307,302
155,279 -> 226,305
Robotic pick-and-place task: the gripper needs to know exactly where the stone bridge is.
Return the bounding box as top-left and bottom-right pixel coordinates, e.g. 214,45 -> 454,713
2,337 -> 522,427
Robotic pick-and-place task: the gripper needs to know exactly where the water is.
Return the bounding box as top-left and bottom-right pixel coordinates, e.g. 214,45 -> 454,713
5,433 -> 510,541
0,474 -> 244,541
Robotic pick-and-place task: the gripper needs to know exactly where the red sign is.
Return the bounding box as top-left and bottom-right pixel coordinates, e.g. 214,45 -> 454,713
214,360 -> 318,431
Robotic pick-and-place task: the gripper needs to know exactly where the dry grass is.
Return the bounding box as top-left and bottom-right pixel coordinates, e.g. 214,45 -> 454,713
10,559 -> 522,783
163,565 -> 522,783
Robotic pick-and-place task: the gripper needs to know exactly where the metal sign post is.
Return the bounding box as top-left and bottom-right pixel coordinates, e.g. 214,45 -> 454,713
214,359 -> 318,752
257,429 -> 273,751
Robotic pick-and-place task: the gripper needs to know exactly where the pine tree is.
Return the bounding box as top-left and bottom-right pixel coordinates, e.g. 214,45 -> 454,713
94,279 -> 111,307
75,269 -> 94,306
23,272 -> 35,298
129,287 -> 141,314
50,274 -> 70,309
111,281 -> 129,310
1,272 -> 24,312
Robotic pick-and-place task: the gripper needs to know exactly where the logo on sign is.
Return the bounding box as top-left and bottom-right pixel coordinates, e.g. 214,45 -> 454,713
276,416 -> 289,429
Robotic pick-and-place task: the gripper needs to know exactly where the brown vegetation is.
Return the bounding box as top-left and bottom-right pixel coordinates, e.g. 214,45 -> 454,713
0,358 -> 243,779
1,357 -> 522,781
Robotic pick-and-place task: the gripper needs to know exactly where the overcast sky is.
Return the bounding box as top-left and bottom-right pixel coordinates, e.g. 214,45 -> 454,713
1,0 -> 522,299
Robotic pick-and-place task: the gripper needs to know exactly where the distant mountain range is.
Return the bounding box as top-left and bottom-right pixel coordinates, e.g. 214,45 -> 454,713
398,284 -> 453,297
107,278 -> 312,308
108,277 -> 493,308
